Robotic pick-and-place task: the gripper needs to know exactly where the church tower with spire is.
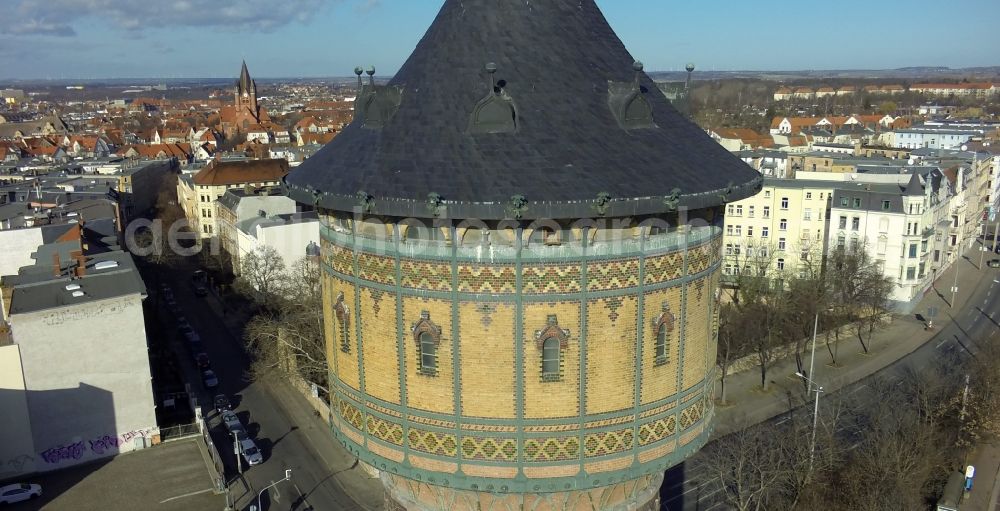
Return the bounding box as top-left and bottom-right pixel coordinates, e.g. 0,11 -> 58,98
235,60 -> 258,113
218,60 -> 269,138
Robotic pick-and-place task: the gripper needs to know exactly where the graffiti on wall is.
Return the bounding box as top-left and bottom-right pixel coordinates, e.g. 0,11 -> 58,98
4,454 -> 34,472
40,298 -> 130,326
40,429 -> 151,464
39,442 -> 85,464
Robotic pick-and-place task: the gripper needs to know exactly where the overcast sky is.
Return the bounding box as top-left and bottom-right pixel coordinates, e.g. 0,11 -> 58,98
1,0 -> 998,80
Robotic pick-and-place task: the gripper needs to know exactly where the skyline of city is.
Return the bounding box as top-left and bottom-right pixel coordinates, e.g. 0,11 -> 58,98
1,0 -> 999,80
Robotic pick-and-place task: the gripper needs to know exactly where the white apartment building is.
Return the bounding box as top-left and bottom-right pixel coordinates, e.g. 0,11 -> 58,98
826,171 -> 955,311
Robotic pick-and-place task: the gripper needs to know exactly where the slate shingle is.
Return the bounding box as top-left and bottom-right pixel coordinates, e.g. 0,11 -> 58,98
287,0 -> 761,218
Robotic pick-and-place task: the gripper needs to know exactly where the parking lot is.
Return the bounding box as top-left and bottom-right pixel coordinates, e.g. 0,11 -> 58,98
10,437 -> 224,511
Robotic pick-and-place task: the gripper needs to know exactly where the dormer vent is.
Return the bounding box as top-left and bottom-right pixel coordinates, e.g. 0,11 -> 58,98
352,65 -> 403,130
468,62 -> 517,134
608,61 -> 655,130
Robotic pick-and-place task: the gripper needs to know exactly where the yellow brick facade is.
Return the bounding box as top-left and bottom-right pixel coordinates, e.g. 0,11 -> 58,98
524,302 -> 581,419
360,287 -> 401,403
459,302 -> 516,418
585,297 -> 637,415
319,217 -> 721,500
330,278 -> 360,391
640,287 -> 681,405
682,280 -> 710,390
402,298 -> 454,415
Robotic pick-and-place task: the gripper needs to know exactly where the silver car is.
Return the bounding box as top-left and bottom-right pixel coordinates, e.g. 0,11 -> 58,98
239,437 -> 263,466
221,411 -> 242,433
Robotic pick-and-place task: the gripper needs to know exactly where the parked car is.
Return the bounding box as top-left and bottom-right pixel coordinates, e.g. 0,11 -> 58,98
214,394 -> 231,414
239,437 -> 263,466
194,286 -> 208,297
185,331 -> 201,345
202,370 -> 219,389
196,353 -> 212,370
988,259 -> 1000,268
221,411 -> 242,433
0,483 -> 41,504
189,341 -> 205,357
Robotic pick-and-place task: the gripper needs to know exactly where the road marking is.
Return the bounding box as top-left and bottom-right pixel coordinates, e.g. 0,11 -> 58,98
159,488 -> 214,503
272,480 -> 280,502
775,417 -> 790,426
851,384 -> 868,393
936,339 -> 949,349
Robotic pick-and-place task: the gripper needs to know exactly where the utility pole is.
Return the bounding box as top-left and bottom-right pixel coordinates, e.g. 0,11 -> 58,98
807,312 -> 818,389
980,219 -> 988,269
952,251 -> 960,309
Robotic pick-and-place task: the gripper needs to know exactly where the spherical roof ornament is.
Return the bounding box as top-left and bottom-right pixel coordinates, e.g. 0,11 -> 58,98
633,60 -> 644,72
686,62 -> 696,73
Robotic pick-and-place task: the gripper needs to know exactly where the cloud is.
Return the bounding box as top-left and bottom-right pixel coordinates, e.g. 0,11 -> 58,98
1,0 -> 345,36
6,19 -> 76,37
355,0 -> 381,13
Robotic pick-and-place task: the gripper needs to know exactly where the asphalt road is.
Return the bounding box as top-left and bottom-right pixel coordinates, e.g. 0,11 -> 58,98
154,262 -> 375,511
661,263 -> 1000,511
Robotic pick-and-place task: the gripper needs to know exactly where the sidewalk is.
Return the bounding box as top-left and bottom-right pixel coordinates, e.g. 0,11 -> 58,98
962,442 -> 1000,511
714,244 -> 994,437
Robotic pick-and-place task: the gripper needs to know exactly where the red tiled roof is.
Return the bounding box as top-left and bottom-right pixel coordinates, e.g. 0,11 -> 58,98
193,158 -> 289,186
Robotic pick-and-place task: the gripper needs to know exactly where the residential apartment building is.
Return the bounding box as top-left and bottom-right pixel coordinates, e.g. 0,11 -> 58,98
216,187 -> 296,272
722,178 -> 834,282
0,249 -> 156,479
827,172 -> 952,309
177,158 -> 289,239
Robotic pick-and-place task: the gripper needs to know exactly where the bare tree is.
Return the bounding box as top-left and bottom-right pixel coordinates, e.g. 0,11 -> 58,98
236,245 -> 287,309
836,378 -> 949,511
244,257 -> 328,392
826,244 -> 890,354
700,423 -> 788,511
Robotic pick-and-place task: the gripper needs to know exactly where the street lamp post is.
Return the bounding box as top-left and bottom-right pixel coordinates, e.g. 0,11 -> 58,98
795,372 -> 824,475
251,469 -> 292,511
232,432 -> 242,476
807,312 -> 818,388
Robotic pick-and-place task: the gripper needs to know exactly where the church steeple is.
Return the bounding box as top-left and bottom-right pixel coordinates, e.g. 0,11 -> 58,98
237,60 -> 254,96
235,60 -> 258,112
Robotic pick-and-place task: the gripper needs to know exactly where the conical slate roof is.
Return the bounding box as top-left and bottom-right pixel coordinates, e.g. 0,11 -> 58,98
287,0 -> 761,219
237,60 -> 254,95
903,171 -> 923,196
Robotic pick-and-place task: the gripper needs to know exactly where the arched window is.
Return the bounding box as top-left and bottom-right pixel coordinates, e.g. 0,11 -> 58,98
655,327 -> 667,361
333,293 -> 350,353
542,338 -> 561,378
420,333 -> 436,374
652,304 -> 675,365
412,311 -> 442,377
535,315 -> 570,382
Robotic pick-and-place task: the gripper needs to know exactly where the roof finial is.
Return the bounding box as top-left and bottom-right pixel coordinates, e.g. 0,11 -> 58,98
366,66 -> 376,86
354,66 -> 364,90
485,62 -> 498,95
633,60 -> 644,88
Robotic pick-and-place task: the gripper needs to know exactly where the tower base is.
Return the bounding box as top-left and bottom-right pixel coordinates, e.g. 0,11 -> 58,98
382,471 -> 663,511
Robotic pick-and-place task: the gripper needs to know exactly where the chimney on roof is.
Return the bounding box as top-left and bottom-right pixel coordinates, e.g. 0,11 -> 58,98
52,252 -> 61,277
72,250 -> 86,277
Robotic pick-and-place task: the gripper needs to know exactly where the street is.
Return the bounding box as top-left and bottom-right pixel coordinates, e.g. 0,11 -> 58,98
662,252 -> 1000,511
155,261 -> 382,511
